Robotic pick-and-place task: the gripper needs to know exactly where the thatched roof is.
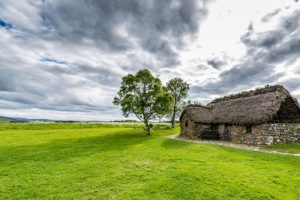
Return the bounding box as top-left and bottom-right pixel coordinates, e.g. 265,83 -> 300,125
180,106 -> 213,123
181,85 -> 300,125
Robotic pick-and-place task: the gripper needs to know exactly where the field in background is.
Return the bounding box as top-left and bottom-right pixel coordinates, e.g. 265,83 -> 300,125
0,123 -> 299,199
0,122 -> 171,131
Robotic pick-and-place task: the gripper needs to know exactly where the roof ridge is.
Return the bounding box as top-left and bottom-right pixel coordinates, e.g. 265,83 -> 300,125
208,85 -> 283,105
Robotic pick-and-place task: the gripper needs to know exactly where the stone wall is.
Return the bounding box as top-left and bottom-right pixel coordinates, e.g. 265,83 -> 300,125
180,114 -> 210,139
227,123 -> 300,146
180,115 -> 300,145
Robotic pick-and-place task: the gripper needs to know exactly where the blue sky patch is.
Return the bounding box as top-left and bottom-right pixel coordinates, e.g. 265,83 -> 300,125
0,19 -> 13,29
40,58 -> 67,65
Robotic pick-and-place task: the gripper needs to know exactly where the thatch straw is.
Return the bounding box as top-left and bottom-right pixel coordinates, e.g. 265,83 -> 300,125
181,85 -> 300,125
213,92 -> 284,125
180,106 -> 213,123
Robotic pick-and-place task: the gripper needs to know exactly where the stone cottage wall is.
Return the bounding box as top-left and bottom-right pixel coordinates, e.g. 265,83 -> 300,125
228,123 -> 300,146
180,114 -> 210,139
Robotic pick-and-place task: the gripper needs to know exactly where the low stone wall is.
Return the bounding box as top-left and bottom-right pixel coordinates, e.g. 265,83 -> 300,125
230,123 -> 300,146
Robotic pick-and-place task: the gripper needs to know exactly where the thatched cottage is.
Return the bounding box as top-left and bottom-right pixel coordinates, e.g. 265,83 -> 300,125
180,85 -> 300,145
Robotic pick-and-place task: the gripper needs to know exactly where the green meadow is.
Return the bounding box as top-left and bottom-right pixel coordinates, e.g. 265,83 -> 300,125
0,123 -> 299,200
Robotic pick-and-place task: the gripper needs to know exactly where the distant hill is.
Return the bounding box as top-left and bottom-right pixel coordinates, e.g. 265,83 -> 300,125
0,116 -> 31,122
0,116 -> 20,122
0,116 -> 60,122
0,116 -> 103,123
13,117 -> 30,122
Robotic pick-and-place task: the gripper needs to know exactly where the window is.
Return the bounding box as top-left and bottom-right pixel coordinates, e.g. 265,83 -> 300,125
185,121 -> 188,127
246,126 -> 252,133
211,124 -> 218,130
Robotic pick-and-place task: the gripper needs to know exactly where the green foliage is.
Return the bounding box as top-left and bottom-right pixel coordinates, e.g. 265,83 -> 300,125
208,104 -> 215,109
187,100 -> 203,106
113,69 -> 173,135
213,90 -> 254,103
164,77 -> 189,128
0,124 -> 299,199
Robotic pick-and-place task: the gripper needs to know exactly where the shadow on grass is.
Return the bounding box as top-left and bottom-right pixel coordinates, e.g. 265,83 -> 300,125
161,138 -> 194,149
0,129 -> 154,166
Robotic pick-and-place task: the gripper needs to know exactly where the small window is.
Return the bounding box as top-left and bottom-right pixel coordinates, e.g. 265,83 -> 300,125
211,124 -> 218,130
185,121 -> 188,127
246,126 -> 252,133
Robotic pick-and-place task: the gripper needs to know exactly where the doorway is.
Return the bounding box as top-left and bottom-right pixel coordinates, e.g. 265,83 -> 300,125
225,125 -> 232,141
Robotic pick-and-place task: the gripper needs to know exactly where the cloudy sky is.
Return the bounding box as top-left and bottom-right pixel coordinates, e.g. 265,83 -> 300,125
0,0 -> 300,121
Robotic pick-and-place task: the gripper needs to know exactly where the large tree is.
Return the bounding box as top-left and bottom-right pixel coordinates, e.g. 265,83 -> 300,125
113,69 -> 173,135
164,77 -> 189,128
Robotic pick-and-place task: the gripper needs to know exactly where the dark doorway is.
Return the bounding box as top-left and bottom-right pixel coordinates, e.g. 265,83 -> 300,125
225,125 -> 232,141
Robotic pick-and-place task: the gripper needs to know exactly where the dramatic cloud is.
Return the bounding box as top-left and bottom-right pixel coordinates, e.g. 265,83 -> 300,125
241,8 -> 300,65
0,0 -> 299,120
190,3 -> 300,103
0,0 -> 211,120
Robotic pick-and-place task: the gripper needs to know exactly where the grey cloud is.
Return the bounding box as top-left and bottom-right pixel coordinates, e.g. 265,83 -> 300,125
0,73 -> 17,92
141,38 -> 177,58
0,92 -> 40,105
0,0 -> 212,120
278,78 -> 300,91
241,28 -> 284,49
191,61 -> 284,99
207,58 -> 226,70
281,10 -> 300,32
248,22 -> 254,32
1,56 -> 122,114
264,39 -> 300,64
261,9 -> 281,22
42,62 -> 124,87
42,0 -> 209,58
258,32 -> 283,48
241,8 -> 300,65
190,8 -> 300,102
196,64 -> 210,70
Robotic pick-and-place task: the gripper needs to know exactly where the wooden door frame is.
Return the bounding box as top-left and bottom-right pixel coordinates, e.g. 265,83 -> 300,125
225,124 -> 232,141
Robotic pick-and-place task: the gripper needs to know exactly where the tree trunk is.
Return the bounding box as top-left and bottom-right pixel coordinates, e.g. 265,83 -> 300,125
146,125 -> 151,136
171,106 -> 176,128
144,121 -> 151,136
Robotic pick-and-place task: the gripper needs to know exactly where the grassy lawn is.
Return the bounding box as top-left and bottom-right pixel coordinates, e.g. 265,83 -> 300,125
0,123 -> 300,199
264,143 -> 300,154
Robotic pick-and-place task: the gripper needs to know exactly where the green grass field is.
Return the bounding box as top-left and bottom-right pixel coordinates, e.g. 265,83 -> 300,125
264,143 -> 300,154
1,123 -> 299,199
